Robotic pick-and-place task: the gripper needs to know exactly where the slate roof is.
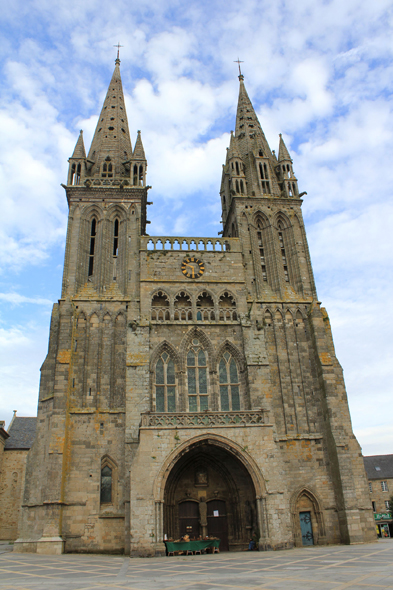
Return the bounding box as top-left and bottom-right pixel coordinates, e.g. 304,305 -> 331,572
363,455 -> 393,480
4,417 -> 37,450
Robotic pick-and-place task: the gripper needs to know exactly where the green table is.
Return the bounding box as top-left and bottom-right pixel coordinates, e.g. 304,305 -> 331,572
165,539 -> 220,554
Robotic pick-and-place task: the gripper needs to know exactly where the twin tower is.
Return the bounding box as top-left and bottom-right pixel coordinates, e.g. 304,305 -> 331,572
15,58 -> 375,555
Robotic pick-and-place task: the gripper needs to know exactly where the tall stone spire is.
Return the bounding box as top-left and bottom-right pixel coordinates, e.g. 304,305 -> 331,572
87,57 -> 133,179
234,75 -> 273,161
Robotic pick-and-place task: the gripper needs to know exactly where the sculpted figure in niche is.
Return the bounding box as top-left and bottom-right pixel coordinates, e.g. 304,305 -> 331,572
195,467 -> 208,487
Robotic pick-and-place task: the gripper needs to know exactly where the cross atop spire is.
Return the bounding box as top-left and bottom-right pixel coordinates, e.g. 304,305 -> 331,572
113,43 -> 123,65
234,58 -> 244,80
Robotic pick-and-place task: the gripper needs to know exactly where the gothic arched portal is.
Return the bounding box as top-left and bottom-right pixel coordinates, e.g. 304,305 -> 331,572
162,439 -> 261,551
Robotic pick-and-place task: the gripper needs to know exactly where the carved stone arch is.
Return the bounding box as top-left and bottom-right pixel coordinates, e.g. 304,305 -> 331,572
151,289 -> 170,307
179,327 -> 214,371
153,433 -> 267,502
106,203 -> 127,222
174,290 -> 193,307
150,340 -> 181,374
218,290 -> 237,307
216,340 -> 246,373
275,210 -> 291,230
77,311 -> 87,326
264,308 -> 273,326
290,485 -> 326,547
253,211 -> 270,229
114,311 -> 126,324
89,311 -> 99,326
196,290 -> 215,307
285,309 -> 294,323
81,203 -> 104,222
295,309 -> 305,324
274,308 -> 283,323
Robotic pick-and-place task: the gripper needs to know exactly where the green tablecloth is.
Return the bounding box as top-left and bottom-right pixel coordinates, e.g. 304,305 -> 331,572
165,539 -> 220,553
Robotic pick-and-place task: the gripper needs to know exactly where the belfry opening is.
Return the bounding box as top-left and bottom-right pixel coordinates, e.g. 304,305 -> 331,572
163,439 -> 258,551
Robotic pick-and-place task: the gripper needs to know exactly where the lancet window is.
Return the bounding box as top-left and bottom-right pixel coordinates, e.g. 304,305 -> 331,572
219,352 -> 240,411
113,219 -> 119,257
278,222 -> 289,282
187,340 -> 208,411
88,218 -> 97,277
257,224 -> 267,282
100,465 -> 112,503
155,352 -> 176,412
259,162 -> 270,194
101,159 -> 113,178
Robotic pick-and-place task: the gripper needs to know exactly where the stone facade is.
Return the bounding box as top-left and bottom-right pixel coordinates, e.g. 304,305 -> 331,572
14,58 -> 376,555
0,416 -> 37,541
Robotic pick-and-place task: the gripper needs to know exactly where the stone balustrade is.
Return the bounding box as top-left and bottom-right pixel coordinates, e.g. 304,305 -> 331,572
140,410 -> 269,428
141,236 -> 241,252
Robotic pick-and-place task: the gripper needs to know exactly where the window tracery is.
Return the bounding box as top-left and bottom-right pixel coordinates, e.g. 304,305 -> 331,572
155,352 -> 176,412
187,340 -> 208,411
218,352 -> 240,411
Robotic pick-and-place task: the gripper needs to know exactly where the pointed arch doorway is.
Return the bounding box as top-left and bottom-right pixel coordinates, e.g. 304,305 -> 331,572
163,439 -> 258,551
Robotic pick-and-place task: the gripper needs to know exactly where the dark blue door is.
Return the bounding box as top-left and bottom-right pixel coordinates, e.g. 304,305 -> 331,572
299,511 -> 314,546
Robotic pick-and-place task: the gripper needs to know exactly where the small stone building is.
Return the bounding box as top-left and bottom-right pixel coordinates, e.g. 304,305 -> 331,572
0,414 -> 37,541
14,56 -> 376,555
364,455 -> 393,538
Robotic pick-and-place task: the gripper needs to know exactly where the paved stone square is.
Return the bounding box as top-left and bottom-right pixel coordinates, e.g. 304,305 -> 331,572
0,540 -> 392,590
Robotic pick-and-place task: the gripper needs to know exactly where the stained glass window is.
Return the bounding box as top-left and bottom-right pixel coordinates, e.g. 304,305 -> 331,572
155,353 -> 176,412
187,341 -> 209,411
219,353 -> 240,410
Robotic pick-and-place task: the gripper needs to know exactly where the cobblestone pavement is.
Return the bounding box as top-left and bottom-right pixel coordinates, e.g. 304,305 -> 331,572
0,540 -> 392,590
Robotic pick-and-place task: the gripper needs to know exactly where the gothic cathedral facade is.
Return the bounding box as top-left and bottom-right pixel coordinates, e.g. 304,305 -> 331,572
15,58 -> 376,555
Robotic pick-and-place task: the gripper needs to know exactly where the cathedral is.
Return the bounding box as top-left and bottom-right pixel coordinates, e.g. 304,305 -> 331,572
14,56 -> 376,555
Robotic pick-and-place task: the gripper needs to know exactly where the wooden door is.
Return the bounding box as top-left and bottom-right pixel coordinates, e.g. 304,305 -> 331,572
178,501 -> 199,539
207,499 -> 229,551
299,511 -> 314,546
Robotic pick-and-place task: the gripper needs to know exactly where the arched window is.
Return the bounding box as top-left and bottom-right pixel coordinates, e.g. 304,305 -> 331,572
155,352 -> 176,412
187,340 -> 208,412
139,165 -> 144,186
219,352 -> 240,411
113,219 -> 119,256
88,218 -> 97,277
133,164 -> 138,185
100,465 -> 112,503
235,161 -> 240,175
278,222 -> 289,282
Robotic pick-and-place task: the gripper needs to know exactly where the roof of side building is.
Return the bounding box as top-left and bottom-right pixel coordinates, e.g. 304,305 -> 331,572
4,417 -> 37,450
363,454 -> 393,480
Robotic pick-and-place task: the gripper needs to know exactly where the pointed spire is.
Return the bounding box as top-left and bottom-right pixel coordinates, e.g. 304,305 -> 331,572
87,58 -> 133,178
278,134 -> 292,162
235,76 -> 273,161
133,130 -> 146,160
71,130 -> 86,159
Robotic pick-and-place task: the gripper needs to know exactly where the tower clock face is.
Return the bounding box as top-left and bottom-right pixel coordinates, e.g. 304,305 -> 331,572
181,256 -> 205,279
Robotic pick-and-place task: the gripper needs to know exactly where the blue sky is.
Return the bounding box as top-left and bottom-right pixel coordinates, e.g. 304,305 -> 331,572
0,0 -> 392,455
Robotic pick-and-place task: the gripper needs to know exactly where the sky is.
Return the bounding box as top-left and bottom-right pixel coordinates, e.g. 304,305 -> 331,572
0,0 -> 392,456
